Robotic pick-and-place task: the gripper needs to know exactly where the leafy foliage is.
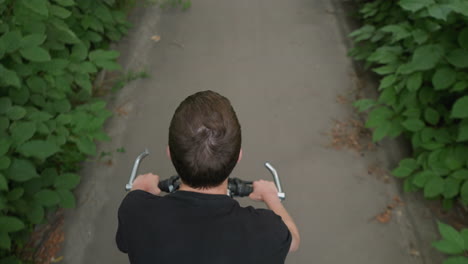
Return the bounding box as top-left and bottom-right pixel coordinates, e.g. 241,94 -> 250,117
0,0 -> 131,261
433,222 -> 468,264
350,0 -> 468,208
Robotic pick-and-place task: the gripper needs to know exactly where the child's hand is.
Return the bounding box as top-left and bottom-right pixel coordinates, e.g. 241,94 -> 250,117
249,180 -> 279,203
131,173 -> 161,195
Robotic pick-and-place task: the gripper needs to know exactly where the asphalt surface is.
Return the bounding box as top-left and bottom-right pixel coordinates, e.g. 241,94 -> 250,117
62,1 -> 443,263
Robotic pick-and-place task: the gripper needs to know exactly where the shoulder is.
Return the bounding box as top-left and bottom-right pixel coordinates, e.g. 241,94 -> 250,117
239,206 -> 292,252
118,190 -> 161,216
240,206 -> 288,233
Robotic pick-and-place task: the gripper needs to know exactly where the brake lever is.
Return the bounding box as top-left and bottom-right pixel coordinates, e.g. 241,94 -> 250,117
265,162 -> 285,201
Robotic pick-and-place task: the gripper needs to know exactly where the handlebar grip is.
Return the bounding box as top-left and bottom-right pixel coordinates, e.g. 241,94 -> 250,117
228,178 -> 253,197
236,184 -> 253,197
158,179 -> 171,193
158,175 -> 180,193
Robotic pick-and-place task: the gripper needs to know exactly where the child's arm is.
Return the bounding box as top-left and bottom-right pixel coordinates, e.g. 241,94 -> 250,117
249,180 -> 301,252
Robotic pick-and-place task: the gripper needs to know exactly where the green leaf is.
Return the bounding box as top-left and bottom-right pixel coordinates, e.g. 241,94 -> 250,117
443,257 -> 468,264
34,189 -> 60,207
349,25 -> 375,42
406,72 -> 423,92
0,66 -> 21,88
0,233 -> 11,250
461,181 -> 468,205
18,140 -> 60,160
0,98 -> 11,114
453,81 -> 468,92
0,117 -> 9,132
353,99 -> 376,112
459,28 -> 468,50
447,49 -> 468,68
57,189 -> 75,208
20,46 -> 51,62
424,108 -> 440,125
366,107 -> 393,128
392,158 -> 418,178
399,0 -> 435,12
433,68 -> 456,90
438,222 -> 465,251
20,34 -> 46,48
428,4 -> 452,20
54,173 -> 80,189
22,0 -> 48,16
1,30 -> 22,53
27,204 -> 44,224
6,106 -> 26,120
53,100 -> 71,113
458,123 -> 468,142
76,137 -> 96,155
10,121 -> 36,144
71,44 -> 88,61
449,0 -> 468,17
372,121 -> 391,142
0,174 -> 7,191
452,170 -> 468,180
413,170 -> 436,187
380,24 -> 411,42
27,76 -> 47,93
6,188 -> 23,201
379,74 -> 396,90
89,49 -> 120,61
0,157 -> 10,170
409,44 -> 444,71
412,29 -> 429,44
402,119 -> 425,132
461,229 -> 468,250
0,216 -> 25,232
424,176 -> 444,198
368,46 -> 402,64
433,239 -> 464,254
451,96 -> 468,119
373,64 -> 397,75
0,138 -> 10,156
7,159 -> 38,182
53,0 -> 75,6
444,178 -> 461,199
49,4 -> 71,19
51,20 -> 80,44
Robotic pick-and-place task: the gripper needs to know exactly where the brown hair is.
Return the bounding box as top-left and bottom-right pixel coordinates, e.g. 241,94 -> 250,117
169,91 -> 242,188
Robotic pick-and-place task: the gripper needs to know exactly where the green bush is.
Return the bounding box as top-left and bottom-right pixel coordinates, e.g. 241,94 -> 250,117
433,222 -> 468,264
350,0 -> 468,209
0,0 -> 130,261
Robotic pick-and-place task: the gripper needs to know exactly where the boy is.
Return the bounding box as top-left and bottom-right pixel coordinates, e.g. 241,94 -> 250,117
116,91 -> 300,264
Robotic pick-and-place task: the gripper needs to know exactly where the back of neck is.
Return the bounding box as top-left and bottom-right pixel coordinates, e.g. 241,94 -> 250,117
179,180 -> 228,195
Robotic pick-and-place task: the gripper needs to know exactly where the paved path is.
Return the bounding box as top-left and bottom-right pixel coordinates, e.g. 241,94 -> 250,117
62,1 -> 442,263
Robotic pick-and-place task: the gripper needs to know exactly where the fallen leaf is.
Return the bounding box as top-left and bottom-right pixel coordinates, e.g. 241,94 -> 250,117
51,256 -> 64,263
409,249 -> 420,257
376,210 -> 392,223
151,35 -> 161,42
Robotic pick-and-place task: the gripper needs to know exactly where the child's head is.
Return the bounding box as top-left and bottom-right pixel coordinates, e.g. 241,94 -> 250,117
169,91 -> 242,189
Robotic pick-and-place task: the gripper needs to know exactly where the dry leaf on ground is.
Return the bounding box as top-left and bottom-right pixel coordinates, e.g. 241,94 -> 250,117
151,35 -> 161,42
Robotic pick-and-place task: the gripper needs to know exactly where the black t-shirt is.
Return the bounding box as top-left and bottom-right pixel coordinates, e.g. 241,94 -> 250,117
116,190 -> 291,264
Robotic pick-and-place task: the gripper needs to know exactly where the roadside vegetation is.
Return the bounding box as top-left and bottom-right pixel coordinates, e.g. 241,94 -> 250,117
349,0 -> 468,263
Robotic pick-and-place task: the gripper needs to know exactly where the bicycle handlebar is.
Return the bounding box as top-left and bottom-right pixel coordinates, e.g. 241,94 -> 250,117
158,175 -> 254,197
126,149 -> 285,201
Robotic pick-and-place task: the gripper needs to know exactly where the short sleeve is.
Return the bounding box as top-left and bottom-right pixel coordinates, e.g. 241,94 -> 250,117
115,190 -> 159,253
253,209 -> 292,261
